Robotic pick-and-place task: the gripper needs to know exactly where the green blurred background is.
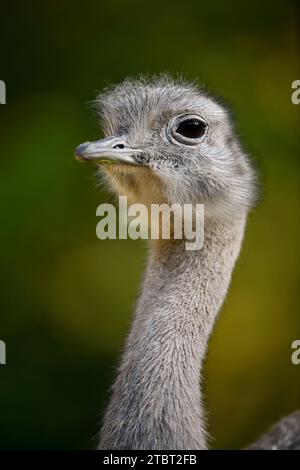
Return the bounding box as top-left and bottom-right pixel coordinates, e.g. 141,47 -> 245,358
0,0 -> 299,449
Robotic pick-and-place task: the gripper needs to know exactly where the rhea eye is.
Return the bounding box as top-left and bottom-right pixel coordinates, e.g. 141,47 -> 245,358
169,115 -> 207,145
176,119 -> 206,139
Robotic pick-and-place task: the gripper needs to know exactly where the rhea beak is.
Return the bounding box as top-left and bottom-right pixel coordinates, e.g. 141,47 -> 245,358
75,136 -> 143,166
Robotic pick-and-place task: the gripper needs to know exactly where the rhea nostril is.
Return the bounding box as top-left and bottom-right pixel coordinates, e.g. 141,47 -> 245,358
113,144 -> 125,149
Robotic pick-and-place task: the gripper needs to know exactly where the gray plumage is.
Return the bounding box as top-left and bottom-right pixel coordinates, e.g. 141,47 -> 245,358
76,75 -> 299,450
248,411 -> 300,450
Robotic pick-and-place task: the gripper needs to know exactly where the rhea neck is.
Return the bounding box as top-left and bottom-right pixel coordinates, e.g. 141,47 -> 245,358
99,208 -> 247,450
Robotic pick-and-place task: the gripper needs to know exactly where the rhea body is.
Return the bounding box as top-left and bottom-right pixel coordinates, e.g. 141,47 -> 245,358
76,76 -> 256,449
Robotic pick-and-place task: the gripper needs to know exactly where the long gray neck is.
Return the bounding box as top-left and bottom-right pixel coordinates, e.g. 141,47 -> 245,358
99,215 -> 247,450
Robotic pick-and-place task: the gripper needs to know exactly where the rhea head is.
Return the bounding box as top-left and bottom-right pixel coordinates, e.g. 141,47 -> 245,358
75,75 -> 256,221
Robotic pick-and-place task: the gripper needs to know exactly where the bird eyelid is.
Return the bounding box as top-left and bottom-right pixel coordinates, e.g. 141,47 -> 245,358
166,113 -> 208,146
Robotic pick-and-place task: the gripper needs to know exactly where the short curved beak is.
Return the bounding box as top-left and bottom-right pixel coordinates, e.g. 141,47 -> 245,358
75,136 -> 142,165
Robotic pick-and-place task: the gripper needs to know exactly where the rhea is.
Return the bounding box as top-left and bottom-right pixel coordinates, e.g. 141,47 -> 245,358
75,76 -> 299,450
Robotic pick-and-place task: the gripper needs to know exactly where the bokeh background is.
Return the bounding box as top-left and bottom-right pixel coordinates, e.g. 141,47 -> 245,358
0,0 -> 299,449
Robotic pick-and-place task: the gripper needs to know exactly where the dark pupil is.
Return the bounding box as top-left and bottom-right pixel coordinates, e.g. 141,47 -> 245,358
176,119 -> 206,139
